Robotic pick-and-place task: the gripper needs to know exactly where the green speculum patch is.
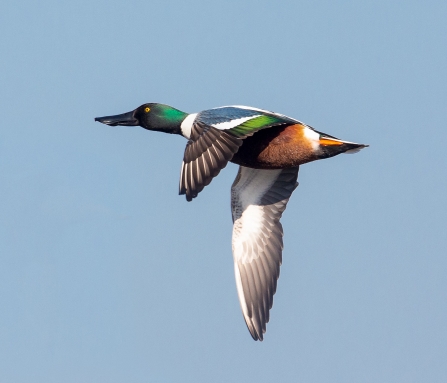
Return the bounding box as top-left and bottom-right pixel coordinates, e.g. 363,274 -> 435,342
230,115 -> 283,137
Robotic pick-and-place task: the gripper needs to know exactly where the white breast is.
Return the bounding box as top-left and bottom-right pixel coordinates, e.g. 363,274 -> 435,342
180,113 -> 197,139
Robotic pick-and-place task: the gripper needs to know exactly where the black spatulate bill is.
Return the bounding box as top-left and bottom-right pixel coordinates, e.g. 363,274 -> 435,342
95,111 -> 139,126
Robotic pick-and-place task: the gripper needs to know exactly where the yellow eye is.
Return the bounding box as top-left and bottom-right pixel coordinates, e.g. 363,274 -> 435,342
145,107 -> 150,113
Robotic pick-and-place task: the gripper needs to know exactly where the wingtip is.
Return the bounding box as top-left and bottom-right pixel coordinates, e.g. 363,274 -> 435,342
248,326 -> 264,341
245,314 -> 267,341
178,187 -> 196,202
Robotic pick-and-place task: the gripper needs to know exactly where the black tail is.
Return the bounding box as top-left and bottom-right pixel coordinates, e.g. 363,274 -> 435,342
319,137 -> 368,159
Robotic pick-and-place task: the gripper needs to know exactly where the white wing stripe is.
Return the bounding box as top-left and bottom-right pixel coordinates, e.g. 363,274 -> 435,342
213,105 -> 303,124
212,116 -> 260,130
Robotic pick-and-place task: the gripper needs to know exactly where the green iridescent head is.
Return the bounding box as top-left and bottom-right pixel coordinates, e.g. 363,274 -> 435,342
95,103 -> 188,135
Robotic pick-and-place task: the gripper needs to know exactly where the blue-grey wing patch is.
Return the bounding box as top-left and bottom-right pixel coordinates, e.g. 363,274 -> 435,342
198,107 -> 261,126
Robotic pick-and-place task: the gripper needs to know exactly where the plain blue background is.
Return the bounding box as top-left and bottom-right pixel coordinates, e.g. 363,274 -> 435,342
1,0 -> 446,382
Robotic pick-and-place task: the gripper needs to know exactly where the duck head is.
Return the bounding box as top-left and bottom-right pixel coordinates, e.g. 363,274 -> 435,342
95,103 -> 188,135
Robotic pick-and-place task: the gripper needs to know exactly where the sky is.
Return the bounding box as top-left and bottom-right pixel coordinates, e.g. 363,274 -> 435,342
1,0 -> 446,382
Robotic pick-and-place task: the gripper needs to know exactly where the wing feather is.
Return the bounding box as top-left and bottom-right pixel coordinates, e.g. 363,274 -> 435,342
180,121 -> 243,201
231,166 -> 299,340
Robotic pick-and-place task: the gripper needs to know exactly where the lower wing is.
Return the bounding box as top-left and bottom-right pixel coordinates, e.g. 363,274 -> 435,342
231,166 -> 299,340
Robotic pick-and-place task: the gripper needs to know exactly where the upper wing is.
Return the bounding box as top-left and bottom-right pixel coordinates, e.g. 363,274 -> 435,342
231,166 -> 299,341
180,106 -> 296,201
179,121 -> 243,201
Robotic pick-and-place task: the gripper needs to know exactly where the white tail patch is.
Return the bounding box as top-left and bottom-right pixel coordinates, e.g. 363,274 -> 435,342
303,126 -> 320,150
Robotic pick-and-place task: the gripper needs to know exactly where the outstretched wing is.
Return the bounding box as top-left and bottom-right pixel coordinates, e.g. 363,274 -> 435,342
180,106 -> 295,201
231,166 -> 299,341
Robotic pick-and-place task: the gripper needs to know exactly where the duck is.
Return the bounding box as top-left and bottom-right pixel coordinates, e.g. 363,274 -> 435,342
95,103 -> 368,341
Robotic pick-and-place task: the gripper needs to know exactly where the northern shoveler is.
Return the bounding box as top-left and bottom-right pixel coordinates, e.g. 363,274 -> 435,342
95,103 -> 368,341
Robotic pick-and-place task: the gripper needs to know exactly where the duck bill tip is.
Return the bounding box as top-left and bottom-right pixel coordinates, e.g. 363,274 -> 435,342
94,111 -> 139,126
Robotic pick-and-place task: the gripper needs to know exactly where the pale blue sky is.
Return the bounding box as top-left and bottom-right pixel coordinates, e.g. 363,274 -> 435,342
1,0 -> 446,382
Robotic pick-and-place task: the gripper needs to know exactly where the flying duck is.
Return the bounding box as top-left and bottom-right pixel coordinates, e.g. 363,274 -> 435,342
95,103 -> 368,341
